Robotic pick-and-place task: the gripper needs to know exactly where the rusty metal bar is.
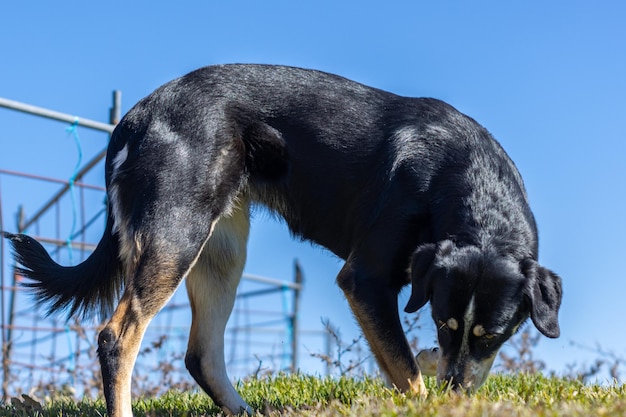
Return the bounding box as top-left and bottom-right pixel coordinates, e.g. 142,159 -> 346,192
0,169 -> 106,192
31,236 -> 98,251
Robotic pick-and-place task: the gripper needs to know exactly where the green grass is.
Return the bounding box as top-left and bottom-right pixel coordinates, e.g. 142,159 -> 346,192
3,373 -> 625,416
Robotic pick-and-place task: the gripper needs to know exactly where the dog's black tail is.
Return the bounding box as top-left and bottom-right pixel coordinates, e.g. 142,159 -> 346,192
3,213 -> 123,320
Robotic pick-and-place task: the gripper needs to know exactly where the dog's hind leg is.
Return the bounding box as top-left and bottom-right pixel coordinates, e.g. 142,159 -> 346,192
98,235 -> 208,417
97,201 -> 229,417
99,171 -> 247,416
96,99 -> 255,416
184,199 -> 252,415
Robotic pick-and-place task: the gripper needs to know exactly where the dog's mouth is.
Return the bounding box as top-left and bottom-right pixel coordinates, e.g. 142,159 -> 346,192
436,352 -> 497,392
416,347 -> 497,392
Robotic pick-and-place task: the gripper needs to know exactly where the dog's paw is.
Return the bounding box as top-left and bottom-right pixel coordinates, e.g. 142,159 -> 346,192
408,375 -> 428,399
416,347 -> 440,377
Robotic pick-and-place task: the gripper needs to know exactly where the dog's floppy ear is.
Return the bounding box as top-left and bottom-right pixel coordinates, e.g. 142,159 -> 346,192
404,242 -> 445,313
521,259 -> 563,338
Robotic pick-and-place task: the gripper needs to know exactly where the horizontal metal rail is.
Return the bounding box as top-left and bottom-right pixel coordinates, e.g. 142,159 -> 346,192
0,169 -> 106,192
242,273 -> 303,291
0,97 -> 116,134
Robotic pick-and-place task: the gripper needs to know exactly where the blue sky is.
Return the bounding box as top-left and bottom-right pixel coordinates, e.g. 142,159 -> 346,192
1,1 -> 626,382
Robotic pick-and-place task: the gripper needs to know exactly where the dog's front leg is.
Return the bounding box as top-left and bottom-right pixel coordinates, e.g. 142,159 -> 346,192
336,261 -> 427,397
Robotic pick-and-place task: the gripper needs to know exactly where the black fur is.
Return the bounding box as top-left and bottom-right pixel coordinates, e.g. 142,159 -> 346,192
97,327 -> 120,413
3,219 -> 122,319
4,64 -> 562,405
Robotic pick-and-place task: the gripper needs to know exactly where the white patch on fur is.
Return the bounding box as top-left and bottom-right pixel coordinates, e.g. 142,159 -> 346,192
460,296 -> 476,357
109,144 -> 131,249
108,183 -> 137,273
109,184 -> 124,235
390,126 -> 419,175
463,353 -> 497,390
458,298 -> 497,390
112,144 -> 129,174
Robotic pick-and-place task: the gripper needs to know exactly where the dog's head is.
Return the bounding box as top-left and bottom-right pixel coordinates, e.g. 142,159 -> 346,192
404,240 -> 562,391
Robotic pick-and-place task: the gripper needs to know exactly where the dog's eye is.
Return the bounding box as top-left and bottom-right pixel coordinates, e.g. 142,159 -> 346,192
474,325 -> 500,343
480,333 -> 503,347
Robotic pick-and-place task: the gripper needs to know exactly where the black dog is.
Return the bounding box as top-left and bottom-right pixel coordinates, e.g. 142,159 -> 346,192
4,64 -> 562,416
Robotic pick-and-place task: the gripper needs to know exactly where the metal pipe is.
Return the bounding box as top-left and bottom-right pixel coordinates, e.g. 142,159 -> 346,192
0,182 -> 7,401
109,90 -> 122,125
291,260 -> 303,373
242,273 -> 303,291
0,97 -> 116,134
236,287 -> 284,299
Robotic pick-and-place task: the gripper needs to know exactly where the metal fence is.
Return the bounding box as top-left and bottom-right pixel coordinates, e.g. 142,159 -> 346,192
0,94 -> 304,399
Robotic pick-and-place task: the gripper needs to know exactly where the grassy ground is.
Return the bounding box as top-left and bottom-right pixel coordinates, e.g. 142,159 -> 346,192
3,373 -> 625,416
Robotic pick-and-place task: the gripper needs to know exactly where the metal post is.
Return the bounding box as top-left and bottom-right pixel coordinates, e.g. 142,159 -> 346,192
325,324 -> 332,376
110,90 -> 122,125
0,183 -> 7,401
291,260 -> 303,373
